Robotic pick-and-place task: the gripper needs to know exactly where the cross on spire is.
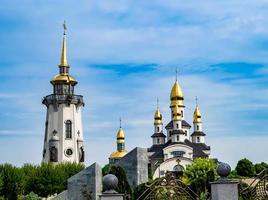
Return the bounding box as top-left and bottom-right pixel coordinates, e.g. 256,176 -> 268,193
175,67 -> 178,81
63,20 -> 67,35
195,96 -> 198,107
157,97 -> 159,109
119,117 -> 122,128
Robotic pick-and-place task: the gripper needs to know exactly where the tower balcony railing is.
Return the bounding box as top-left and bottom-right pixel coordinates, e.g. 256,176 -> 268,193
42,94 -> 84,107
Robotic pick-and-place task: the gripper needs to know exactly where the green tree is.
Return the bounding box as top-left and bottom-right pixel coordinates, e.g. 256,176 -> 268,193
235,158 -> 255,177
254,162 -> 268,174
183,158 -> 217,195
102,164 -> 132,199
0,164 -> 24,200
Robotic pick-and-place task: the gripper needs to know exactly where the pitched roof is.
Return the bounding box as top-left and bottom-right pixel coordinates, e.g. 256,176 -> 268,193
165,120 -> 191,129
148,139 -> 210,159
151,132 -> 166,138
191,131 -> 206,136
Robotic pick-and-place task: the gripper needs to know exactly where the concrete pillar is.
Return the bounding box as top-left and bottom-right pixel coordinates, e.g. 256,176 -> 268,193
211,180 -> 239,200
211,162 -> 239,200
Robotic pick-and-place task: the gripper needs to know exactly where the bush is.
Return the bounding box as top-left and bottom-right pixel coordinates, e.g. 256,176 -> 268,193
26,192 -> 41,200
235,158 -> 255,177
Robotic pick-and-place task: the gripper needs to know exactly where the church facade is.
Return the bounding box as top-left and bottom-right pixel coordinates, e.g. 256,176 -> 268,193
42,25 -> 85,164
148,79 -> 210,178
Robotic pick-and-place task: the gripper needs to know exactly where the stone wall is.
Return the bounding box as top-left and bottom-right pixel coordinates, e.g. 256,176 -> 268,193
117,147 -> 148,187
67,162 -> 102,200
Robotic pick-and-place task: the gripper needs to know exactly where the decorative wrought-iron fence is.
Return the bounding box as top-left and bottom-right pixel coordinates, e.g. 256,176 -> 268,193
137,172 -> 199,200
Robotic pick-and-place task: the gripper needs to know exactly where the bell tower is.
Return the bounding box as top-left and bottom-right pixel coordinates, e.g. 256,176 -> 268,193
42,22 -> 85,163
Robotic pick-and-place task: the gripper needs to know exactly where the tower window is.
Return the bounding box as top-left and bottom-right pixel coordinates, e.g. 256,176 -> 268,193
176,135 -> 179,141
197,125 -> 199,131
157,127 -> 160,132
197,137 -> 200,143
157,138 -> 160,144
65,120 -> 72,139
176,123 -> 179,129
181,110 -> 183,117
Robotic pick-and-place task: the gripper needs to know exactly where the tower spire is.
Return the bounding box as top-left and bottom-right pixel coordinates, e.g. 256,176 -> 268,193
59,21 -> 69,67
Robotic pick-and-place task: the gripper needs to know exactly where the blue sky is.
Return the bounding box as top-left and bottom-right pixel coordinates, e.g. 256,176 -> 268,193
0,0 -> 268,168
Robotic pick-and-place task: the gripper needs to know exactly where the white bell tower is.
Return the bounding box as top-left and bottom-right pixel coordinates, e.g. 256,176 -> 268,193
42,22 -> 85,163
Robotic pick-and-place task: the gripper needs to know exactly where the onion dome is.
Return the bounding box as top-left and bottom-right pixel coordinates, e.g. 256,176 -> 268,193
193,106 -> 202,123
170,80 -> 184,107
173,105 -> 181,121
154,108 -> 163,125
116,128 -> 125,144
110,127 -> 127,158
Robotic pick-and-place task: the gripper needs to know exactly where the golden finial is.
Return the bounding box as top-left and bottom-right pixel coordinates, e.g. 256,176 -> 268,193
59,21 -> 69,67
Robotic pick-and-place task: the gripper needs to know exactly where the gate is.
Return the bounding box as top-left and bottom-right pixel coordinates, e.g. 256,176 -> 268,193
137,172 -> 198,200
240,168 -> 268,200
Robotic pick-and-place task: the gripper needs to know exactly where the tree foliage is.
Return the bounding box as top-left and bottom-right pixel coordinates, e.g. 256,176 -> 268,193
183,158 -> 217,195
235,158 -> 255,177
0,162 -> 84,199
254,162 -> 268,174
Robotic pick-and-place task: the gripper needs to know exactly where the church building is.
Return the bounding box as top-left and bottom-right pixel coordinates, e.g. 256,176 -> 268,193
148,78 -> 211,178
42,24 -> 85,163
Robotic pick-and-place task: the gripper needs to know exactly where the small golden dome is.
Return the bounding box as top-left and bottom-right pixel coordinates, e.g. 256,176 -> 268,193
170,80 -> 184,106
110,150 -> 128,159
117,128 -> 125,139
154,108 -> 162,124
193,106 -> 202,123
173,106 -> 181,121
50,73 -> 77,85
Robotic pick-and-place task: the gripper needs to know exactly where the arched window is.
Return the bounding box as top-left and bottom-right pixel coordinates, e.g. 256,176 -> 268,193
197,137 -> 200,143
197,125 -> 199,131
65,120 -> 72,139
181,110 -> 183,117
176,135 -> 179,141
157,127 -> 160,132
176,123 -> 179,129
157,138 -> 160,144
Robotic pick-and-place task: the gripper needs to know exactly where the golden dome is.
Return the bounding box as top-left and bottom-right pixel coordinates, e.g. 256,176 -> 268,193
117,128 -> 125,139
170,80 -> 184,106
173,106 -> 181,121
50,73 -> 77,85
154,108 -> 162,124
193,106 -> 202,123
110,150 -> 128,159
